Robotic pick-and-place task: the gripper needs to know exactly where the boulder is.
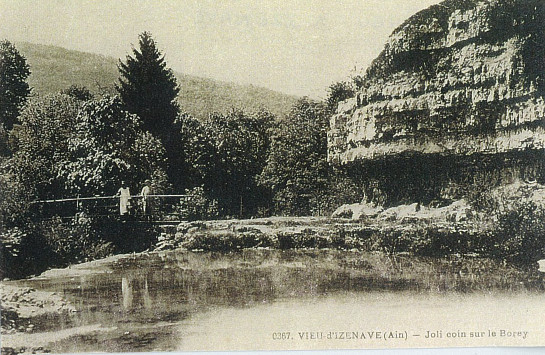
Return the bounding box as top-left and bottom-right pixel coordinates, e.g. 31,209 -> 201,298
332,203 -> 383,220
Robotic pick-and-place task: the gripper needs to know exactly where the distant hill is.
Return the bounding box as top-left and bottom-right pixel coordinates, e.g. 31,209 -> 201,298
16,42 -> 298,119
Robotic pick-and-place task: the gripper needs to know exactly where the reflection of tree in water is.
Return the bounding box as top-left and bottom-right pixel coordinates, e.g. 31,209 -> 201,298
118,250 -> 413,309
110,249 -> 542,321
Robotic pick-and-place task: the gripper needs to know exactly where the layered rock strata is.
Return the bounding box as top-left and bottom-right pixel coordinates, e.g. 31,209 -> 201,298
329,0 -> 545,164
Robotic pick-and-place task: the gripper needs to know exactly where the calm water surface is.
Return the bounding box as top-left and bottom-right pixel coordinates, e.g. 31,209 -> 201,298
7,249 -> 545,352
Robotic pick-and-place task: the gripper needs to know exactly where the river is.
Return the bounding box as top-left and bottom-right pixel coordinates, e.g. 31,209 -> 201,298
3,249 -> 545,351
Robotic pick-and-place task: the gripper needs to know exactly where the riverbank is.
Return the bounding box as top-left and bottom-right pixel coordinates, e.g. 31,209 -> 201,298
153,203 -> 488,257
0,252 -> 143,353
153,181 -> 545,264
3,180 -> 545,352
1,284 -> 78,353
1,284 -> 76,333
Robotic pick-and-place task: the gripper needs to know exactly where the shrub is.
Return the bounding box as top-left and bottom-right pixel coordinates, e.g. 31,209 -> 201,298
492,202 -> 545,265
408,226 -> 472,257
0,227 -> 54,279
2,214 -> 159,278
329,227 -> 348,249
0,227 -> 26,260
38,217 -> 114,266
276,230 -> 329,249
377,227 -> 415,254
238,231 -> 274,249
181,231 -> 240,251
1,227 -> 28,278
91,215 -> 159,253
178,186 -> 219,221
343,227 -> 377,250
312,173 -> 364,216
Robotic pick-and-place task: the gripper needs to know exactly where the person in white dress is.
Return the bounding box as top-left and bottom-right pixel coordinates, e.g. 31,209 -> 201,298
116,181 -> 131,216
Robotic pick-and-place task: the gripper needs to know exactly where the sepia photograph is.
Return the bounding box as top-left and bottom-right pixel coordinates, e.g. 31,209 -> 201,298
1,0 -> 545,353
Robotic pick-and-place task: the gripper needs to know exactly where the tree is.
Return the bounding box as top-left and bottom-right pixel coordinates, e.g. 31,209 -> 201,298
116,32 -> 179,141
259,98 -> 330,216
205,109 -> 274,216
8,94 -> 82,200
0,40 -> 31,131
59,95 -> 167,197
1,94 -> 83,278
326,81 -> 355,112
173,113 -> 216,189
61,85 -> 94,101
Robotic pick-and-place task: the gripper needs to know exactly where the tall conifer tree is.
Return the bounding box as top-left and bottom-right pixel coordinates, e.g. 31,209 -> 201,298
116,32 -> 180,141
0,40 -> 31,131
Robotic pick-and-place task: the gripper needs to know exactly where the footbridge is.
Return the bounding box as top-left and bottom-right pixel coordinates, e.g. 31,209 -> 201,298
31,194 -> 195,225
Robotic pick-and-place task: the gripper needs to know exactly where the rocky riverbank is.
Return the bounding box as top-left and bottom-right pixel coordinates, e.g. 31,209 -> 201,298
152,180 -> 545,262
1,284 -> 78,354
153,202 -> 486,255
1,285 -> 76,333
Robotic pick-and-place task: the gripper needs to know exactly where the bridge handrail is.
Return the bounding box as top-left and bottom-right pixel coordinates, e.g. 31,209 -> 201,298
32,194 -> 195,204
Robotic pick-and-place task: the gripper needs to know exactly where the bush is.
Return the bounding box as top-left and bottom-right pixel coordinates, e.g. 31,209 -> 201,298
181,229 -> 275,251
178,186 -> 219,221
90,215 -> 159,254
238,231 -> 274,249
492,202 -> 545,265
1,227 -> 29,278
377,227 -> 415,254
277,230 -> 329,249
181,231 -> 241,251
407,226 -> 473,257
38,217 -> 115,266
342,227 -> 377,250
312,173 -> 364,216
0,227 -> 54,279
1,214 -> 160,279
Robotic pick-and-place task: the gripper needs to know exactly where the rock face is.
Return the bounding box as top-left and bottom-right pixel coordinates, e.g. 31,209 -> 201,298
329,0 -> 545,164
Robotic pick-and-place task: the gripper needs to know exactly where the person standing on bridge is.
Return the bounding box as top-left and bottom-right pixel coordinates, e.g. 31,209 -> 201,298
116,181 -> 132,217
140,179 -> 153,220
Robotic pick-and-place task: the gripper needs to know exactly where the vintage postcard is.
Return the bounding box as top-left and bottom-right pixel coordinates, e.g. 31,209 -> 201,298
1,0 -> 545,353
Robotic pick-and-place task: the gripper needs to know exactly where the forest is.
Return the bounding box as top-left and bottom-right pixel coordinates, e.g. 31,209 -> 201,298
0,33 -> 358,279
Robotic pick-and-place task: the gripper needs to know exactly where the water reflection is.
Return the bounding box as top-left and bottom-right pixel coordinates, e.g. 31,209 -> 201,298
11,249 -> 545,353
121,277 -> 133,310
143,278 -> 152,310
63,249 -> 542,327
75,250 -> 545,316
120,275 -> 155,312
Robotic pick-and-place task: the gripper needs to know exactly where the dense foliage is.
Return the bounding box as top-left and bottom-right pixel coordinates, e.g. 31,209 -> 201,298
1,92 -> 164,279
0,40 -> 31,131
493,202 -> 545,265
259,98 -> 331,215
173,114 -> 216,189
59,95 -> 167,197
205,109 -> 274,216
9,94 -> 82,200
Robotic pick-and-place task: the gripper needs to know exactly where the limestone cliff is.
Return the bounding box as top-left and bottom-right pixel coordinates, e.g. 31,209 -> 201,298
328,0 -> 545,164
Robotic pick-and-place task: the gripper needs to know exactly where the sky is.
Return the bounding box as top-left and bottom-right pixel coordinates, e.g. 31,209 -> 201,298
0,0 -> 442,98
